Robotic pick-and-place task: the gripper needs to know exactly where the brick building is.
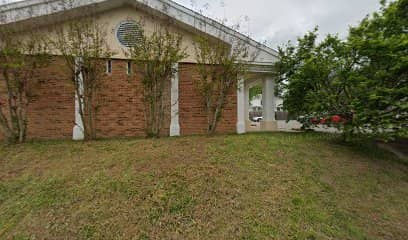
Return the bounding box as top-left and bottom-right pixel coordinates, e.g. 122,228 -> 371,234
0,0 -> 280,140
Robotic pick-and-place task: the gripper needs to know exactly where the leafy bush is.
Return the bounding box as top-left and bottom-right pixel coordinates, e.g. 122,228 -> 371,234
276,0 -> 407,141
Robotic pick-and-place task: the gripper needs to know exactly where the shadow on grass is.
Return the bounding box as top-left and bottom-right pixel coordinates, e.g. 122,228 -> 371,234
327,135 -> 408,167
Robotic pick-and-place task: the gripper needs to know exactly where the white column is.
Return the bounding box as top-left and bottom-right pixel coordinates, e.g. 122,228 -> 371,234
236,77 -> 246,134
261,76 -> 277,131
73,58 -> 85,140
170,63 -> 180,137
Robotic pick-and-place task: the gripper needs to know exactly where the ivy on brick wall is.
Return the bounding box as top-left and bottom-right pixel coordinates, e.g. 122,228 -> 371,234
0,28 -> 50,144
193,35 -> 251,135
127,22 -> 188,138
52,16 -> 114,141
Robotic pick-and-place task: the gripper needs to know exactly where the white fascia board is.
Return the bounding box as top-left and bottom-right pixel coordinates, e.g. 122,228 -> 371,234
0,0 -> 117,24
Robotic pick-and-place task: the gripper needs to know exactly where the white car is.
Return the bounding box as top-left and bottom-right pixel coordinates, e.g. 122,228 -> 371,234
253,116 -> 263,122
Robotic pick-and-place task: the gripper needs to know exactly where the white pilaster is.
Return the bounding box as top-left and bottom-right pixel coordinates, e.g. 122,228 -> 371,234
236,77 -> 246,134
170,63 -> 180,137
261,76 -> 278,131
73,58 -> 85,140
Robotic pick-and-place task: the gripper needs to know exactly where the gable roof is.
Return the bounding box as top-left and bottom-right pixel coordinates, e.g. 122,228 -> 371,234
0,0 -> 279,64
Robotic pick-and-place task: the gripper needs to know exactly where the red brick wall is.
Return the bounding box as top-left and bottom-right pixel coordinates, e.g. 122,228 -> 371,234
178,63 -> 237,135
94,59 -> 170,138
27,57 -> 75,139
0,57 -> 74,140
0,60 -> 237,141
0,73 -> 8,141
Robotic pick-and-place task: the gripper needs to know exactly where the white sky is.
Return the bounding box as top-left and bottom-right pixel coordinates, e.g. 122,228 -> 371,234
174,0 -> 381,48
2,0 -> 382,49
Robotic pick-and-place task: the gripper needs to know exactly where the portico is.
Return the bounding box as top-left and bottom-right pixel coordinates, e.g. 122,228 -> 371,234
237,66 -> 278,134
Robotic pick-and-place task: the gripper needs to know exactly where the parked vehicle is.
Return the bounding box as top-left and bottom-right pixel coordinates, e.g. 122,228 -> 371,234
253,116 -> 263,122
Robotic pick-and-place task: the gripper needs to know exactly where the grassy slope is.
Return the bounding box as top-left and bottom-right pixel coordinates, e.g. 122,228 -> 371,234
0,133 -> 407,240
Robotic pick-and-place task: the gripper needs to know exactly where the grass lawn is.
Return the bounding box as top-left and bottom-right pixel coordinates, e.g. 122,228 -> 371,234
0,133 -> 407,239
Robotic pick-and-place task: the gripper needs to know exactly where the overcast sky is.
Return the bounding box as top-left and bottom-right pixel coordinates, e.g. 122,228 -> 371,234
2,0 -> 382,49
174,0 -> 382,49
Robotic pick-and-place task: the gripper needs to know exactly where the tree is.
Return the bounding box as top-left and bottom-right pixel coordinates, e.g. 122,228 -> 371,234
348,0 -> 408,139
127,26 -> 188,138
0,29 -> 50,143
275,29 -> 359,140
276,0 -> 407,141
53,17 -> 114,140
249,85 -> 262,101
193,35 -> 249,135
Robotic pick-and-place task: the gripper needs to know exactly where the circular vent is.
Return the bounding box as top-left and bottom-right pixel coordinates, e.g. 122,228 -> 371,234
116,21 -> 143,47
